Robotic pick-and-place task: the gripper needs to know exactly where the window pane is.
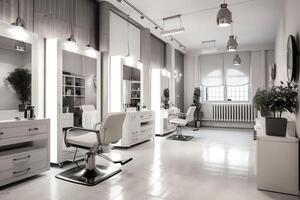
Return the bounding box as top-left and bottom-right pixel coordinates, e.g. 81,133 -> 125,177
227,85 -> 249,101
206,86 -> 224,101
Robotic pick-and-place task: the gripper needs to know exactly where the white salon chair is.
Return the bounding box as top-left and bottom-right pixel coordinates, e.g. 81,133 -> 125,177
56,112 -> 132,186
167,106 -> 196,141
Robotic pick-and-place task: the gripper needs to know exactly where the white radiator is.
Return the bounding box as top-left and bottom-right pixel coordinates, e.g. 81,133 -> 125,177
212,103 -> 255,123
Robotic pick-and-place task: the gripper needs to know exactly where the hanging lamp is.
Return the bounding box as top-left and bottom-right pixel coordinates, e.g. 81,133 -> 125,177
227,23 -> 238,51
233,53 -> 241,65
216,0 -> 232,27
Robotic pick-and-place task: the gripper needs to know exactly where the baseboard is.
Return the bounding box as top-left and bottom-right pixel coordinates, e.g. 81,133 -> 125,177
201,120 -> 254,129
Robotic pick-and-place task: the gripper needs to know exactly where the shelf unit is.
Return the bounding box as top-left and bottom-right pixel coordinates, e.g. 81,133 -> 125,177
62,74 -> 86,110
129,81 -> 141,106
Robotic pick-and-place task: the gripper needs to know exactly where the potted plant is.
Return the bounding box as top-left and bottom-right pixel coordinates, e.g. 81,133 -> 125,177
265,82 -> 298,137
253,88 -> 272,117
162,88 -> 170,109
192,87 -> 202,128
5,68 -> 31,111
254,82 -> 298,137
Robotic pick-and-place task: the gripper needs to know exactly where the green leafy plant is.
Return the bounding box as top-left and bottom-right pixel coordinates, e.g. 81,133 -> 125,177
162,88 -> 170,109
192,87 -> 202,123
6,68 -> 31,105
253,82 -> 298,118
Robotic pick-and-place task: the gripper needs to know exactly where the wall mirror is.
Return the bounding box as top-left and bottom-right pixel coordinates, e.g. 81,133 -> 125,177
62,50 -> 97,127
122,65 -> 141,109
0,22 -> 44,121
161,69 -> 170,109
0,36 -> 31,111
287,35 -> 298,82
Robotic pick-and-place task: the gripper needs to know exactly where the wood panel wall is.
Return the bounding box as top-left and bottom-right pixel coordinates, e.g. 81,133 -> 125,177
0,0 -> 98,48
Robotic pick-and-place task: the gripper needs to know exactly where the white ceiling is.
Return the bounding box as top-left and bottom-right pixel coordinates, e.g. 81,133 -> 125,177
102,0 -> 281,54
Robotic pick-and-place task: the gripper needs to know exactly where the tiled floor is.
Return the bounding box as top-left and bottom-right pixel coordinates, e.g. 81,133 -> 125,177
0,128 -> 299,200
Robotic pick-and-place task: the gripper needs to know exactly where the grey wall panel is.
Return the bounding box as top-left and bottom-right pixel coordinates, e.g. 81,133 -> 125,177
150,34 -> 165,68
0,0 -> 98,48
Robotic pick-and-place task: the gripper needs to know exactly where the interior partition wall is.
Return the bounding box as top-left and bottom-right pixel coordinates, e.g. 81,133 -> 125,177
175,50 -> 184,112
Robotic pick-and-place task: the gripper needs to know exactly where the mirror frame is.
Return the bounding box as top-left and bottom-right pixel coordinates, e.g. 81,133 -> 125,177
287,35 -> 298,82
0,21 -> 44,119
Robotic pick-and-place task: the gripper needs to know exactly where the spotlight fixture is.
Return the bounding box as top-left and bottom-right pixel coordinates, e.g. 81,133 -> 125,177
15,41 -> 25,52
233,54 -> 241,65
227,35 -> 238,51
140,16 -> 145,19
161,15 -> 185,37
216,1 -> 232,27
155,26 -> 158,29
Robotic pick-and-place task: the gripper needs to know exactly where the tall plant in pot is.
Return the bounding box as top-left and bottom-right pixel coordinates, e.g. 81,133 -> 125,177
162,88 -> 170,109
192,87 -> 202,128
5,68 -> 31,111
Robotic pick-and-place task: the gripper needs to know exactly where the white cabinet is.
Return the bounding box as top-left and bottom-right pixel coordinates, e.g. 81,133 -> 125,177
115,111 -> 155,147
254,117 -> 299,195
0,119 -> 50,187
109,11 -> 140,60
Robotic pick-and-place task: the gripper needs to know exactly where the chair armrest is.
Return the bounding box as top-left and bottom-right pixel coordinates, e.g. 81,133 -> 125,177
94,122 -> 102,130
64,127 -> 99,147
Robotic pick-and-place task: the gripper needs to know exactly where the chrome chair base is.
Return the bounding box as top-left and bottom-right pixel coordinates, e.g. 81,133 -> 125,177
56,165 -> 121,186
167,134 -> 193,141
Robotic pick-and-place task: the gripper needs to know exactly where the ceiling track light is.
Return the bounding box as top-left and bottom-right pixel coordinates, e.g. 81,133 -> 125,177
15,41 -> 25,52
116,0 -> 186,51
216,1 -> 232,27
233,53 -> 241,65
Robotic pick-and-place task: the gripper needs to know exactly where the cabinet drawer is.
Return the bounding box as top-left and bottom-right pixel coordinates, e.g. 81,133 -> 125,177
0,148 -> 47,172
0,124 -> 48,140
0,161 -> 47,183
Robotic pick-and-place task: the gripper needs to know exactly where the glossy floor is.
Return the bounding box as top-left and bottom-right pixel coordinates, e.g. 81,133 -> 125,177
0,128 -> 298,200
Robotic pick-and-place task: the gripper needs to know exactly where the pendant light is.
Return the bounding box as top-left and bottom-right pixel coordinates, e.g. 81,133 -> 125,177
85,4 -> 97,58
65,0 -> 77,51
233,53 -> 241,65
227,23 -> 238,51
11,0 -> 25,28
216,0 -> 232,27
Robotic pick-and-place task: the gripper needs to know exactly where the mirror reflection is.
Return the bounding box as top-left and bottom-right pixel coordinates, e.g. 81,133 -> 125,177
0,36 -> 31,111
123,65 -> 141,109
62,50 -> 97,127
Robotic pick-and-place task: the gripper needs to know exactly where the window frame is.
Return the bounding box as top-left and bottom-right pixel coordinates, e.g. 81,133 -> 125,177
203,84 -> 250,103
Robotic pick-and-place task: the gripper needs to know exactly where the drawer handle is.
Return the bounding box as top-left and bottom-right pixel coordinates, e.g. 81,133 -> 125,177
13,155 -> 31,161
28,128 -> 39,131
13,168 -> 31,175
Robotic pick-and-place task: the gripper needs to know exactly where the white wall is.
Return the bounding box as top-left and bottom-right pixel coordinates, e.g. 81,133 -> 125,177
0,48 -> 31,110
275,0 -> 300,137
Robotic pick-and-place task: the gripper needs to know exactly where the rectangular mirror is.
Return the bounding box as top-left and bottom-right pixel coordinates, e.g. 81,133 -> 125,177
62,50 -> 97,127
0,36 -> 31,111
123,65 -> 141,108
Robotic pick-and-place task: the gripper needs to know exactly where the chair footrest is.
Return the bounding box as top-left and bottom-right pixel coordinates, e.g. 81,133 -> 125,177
113,158 -> 133,165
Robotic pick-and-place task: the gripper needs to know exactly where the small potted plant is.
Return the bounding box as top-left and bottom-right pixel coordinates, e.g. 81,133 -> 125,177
162,88 -> 170,109
265,82 -> 298,137
5,68 -> 31,111
192,87 -> 202,128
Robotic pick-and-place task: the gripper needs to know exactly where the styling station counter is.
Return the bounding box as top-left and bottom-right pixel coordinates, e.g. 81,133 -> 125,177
0,119 -> 50,187
114,111 -> 155,147
156,107 -> 180,136
254,117 -> 298,195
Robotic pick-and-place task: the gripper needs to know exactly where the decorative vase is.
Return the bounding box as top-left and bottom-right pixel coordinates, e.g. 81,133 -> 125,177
265,117 -> 287,137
